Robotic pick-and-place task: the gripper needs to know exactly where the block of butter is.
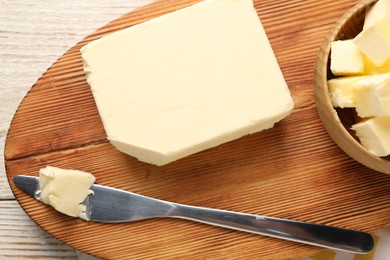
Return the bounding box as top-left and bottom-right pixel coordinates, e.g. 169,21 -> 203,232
353,73 -> 390,117
327,76 -> 366,108
38,166 -> 96,220
352,117 -> 390,156
330,40 -> 364,76
81,0 -> 294,165
363,0 -> 390,29
354,18 -> 390,67
328,73 -> 390,116
361,0 -> 390,74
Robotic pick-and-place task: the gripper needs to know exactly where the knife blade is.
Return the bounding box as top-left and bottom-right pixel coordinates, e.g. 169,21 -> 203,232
13,175 -> 374,254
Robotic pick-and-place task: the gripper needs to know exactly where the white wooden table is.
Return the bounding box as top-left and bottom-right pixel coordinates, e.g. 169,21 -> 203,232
2,0 -> 390,259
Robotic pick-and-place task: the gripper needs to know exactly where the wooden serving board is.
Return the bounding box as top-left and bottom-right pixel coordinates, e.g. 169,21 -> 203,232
5,0 -> 390,259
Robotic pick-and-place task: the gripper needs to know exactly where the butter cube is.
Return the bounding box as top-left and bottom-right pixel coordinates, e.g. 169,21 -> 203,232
364,0 -> 390,29
354,19 -> 390,66
81,0 -> 294,165
352,117 -> 390,156
330,40 -> 364,76
353,73 -> 390,117
327,76 -> 366,108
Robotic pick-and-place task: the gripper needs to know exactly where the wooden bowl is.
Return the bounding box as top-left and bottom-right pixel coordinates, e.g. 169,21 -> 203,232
314,0 -> 390,174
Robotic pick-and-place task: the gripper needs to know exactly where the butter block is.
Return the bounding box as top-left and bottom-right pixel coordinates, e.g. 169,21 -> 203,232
364,0 -> 390,29
352,117 -> 390,156
327,76 -> 366,108
39,166 -> 96,220
330,40 -> 364,76
353,73 -> 390,117
354,19 -> 390,66
81,0 -> 294,165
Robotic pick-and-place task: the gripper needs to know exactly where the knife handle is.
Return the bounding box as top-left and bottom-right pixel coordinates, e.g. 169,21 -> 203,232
170,203 -> 373,254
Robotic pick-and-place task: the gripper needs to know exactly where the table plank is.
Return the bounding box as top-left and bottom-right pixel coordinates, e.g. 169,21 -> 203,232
0,201 -> 77,259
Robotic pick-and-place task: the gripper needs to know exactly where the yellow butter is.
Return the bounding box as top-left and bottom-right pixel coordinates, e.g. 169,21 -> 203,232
352,117 -> 390,156
364,55 -> 390,75
330,0 -> 390,158
354,19 -> 390,67
39,166 -> 95,220
81,0 -> 294,166
327,76 -> 366,108
363,0 -> 390,29
330,40 -> 364,76
353,73 -> 390,117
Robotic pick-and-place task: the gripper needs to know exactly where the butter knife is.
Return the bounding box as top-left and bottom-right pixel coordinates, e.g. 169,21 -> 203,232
13,175 -> 374,254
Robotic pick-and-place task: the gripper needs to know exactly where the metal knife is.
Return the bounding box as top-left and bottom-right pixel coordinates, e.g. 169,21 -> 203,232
13,175 -> 374,254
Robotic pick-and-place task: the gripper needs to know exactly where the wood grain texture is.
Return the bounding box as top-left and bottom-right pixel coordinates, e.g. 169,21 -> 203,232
4,0 -> 389,259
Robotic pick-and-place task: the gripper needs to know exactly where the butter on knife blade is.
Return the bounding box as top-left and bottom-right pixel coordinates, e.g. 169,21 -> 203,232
34,166 -> 95,220
14,166 -> 96,220
13,171 -> 374,254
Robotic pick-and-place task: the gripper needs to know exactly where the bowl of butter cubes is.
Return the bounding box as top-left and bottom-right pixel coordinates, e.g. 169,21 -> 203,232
314,0 -> 390,174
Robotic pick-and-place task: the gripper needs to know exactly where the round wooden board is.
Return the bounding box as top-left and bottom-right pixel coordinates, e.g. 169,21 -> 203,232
5,0 -> 390,259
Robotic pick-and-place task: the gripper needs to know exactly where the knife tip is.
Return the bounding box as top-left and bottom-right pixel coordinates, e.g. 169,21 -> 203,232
13,175 -> 39,198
